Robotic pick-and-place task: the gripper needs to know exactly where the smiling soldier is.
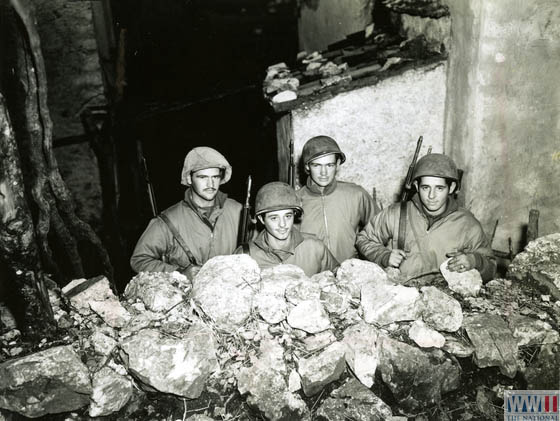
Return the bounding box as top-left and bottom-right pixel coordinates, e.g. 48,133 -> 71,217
296,136 -> 376,263
356,153 -> 496,282
130,146 -> 242,280
238,181 -> 338,276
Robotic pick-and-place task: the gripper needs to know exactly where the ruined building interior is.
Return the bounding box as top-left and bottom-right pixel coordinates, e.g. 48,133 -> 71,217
0,0 -> 559,420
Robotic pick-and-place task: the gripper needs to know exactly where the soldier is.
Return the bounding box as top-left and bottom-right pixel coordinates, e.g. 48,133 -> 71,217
356,153 -> 496,281
296,136 -> 376,263
238,181 -> 338,276
130,147 -> 242,280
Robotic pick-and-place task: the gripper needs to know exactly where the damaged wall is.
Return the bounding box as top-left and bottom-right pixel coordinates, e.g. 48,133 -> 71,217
444,0 -> 560,252
298,0 -> 375,53
291,61 -> 447,207
34,0 -> 106,229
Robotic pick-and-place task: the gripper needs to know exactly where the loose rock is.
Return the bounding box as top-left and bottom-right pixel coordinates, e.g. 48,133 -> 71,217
89,299 -> 131,328
287,299 -> 331,333
342,322 -> 379,387
89,365 -> 133,417
378,335 -> 461,411
361,283 -> 420,325
124,271 -> 190,313
336,259 -> 389,298
507,314 -> 560,346
442,334 -> 474,358
62,276 -> 116,315
297,342 -> 347,396
192,255 -> 260,329
408,320 -> 445,348
303,330 -> 337,352
420,286 -> 463,332
0,345 -> 92,418
524,343 -> 560,389
463,313 -> 518,378
119,324 -> 218,398
440,258 -> 482,297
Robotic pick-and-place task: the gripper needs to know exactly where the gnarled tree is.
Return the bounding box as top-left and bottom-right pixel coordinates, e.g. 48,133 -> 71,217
0,0 -> 114,336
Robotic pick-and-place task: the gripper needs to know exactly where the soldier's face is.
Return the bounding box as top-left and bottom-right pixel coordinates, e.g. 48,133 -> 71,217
187,168 -> 222,203
416,176 -> 456,216
260,209 -> 294,241
306,154 -> 339,188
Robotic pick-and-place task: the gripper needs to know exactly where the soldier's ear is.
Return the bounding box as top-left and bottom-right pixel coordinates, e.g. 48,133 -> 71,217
186,173 -> 193,185
304,164 -> 310,174
449,181 -> 457,194
257,215 -> 264,225
413,180 -> 418,190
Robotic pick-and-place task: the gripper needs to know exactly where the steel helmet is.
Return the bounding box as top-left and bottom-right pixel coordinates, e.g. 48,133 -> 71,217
255,182 -> 303,216
302,136 -> 346,165
412,153 -> 459,182
181,147 -> 232,186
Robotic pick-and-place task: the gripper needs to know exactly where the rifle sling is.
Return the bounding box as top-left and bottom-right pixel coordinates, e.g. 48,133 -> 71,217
397,200 -> 407,251
158,213 -> 198,267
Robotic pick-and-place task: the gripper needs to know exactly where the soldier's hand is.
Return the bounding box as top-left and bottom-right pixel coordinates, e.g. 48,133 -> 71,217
388,249 -> 407,268
446,252 -> 476,273
183,265 -> 202,281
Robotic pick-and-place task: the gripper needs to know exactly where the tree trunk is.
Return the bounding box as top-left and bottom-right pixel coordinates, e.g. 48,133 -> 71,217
0,0 -> 115,335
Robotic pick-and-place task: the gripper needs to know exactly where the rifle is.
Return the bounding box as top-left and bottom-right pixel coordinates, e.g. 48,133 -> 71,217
288,138 -> 296,188
397,135 -> 423,251
238,175 -> 252,246
400,135 -> 423,202
136,140 -> 158,217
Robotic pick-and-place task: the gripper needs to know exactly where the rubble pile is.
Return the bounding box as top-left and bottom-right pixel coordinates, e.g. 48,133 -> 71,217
0,243 -> 559,419
263,26 -> 445,110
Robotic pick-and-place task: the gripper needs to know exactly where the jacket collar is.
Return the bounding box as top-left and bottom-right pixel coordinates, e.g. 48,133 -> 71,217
253,227 -> 305,255
411,193 -> 458,224
305,176 -> 338,196
182,188 -> 227,229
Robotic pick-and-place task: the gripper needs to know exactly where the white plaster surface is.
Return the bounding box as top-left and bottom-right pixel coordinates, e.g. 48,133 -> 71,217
291,63 -> 446,208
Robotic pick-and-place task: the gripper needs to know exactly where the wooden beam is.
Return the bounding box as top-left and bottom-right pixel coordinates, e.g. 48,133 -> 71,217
276,113 -> 293,184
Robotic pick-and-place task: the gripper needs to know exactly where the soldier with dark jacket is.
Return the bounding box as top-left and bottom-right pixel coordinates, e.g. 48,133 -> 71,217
237,181 -> 338,276
130,147 -> 242,280
356,153 -> 496,282
296,136 -> 376,263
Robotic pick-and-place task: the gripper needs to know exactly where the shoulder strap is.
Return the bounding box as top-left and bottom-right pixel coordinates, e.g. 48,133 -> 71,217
158,213 -> 198,266
397,200 -> 407,250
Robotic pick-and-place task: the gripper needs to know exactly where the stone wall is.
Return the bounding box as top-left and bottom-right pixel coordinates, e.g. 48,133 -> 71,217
291,61 -> 447,207
298,0 -> 375,53
444,0 -> 560,252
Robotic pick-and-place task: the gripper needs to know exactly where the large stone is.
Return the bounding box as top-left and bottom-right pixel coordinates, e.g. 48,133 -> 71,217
89,364 -> 133,417
463,313 -> 518,378
442,334 -> 474,358
316,378 -> 393,421
361,283 -> 420,325
237,339 -> 309,420
524,343 -> 560,390
297,342 -> 347,396
285,279 -> 321,305
119,325 -> 218,398
287,299 -> 331,333
420,286 -> 463,332
261,264 -> 308,296
440,259 -> 482,297
89,299 -> 131,328
336,259 -> 389,298
342,322 -> 379,387
192,255 -> 260,329
0,345 -> 92,418
303,330 -> 337,352
320,278 -> 352,315
124,271 -> 190,313
508,233 -> 560,299
255,292 -> 288,324
378,336 -> 461,411
408,320 -> 445,348
62,276 -> 116,315
508,314 -> 560,346
91,329 -> 118,356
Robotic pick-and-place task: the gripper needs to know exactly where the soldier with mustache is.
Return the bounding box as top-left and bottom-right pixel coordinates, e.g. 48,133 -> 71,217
130,147 -> 242,280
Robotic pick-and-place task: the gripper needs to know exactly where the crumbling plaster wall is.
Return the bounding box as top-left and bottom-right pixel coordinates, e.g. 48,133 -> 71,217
298,0 -> 375,53
291,62 -> 446,207
34,0 -> 105,229
444,0 -> 560,252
